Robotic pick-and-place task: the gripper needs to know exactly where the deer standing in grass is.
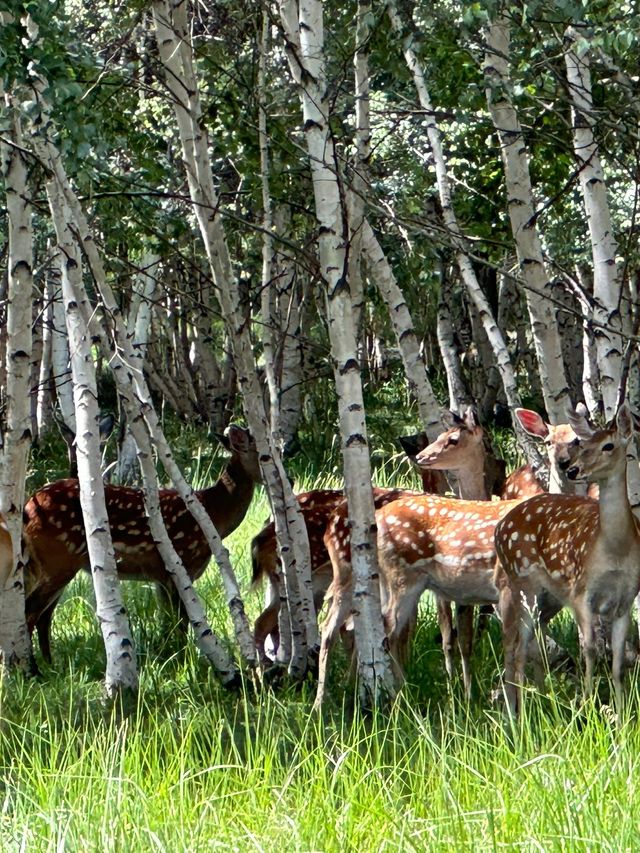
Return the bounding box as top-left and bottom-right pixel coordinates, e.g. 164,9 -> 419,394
495,404 -> 640,715
316,407 -> 587,702
23,425 -> 261,662
251,407 -> 495,666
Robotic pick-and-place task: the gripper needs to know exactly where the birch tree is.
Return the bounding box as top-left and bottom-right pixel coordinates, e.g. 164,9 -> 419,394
152,0 -> 317,677
280,0 -> 396,704
0,105 -> 33,669
565,26 -> 624,419
483,12 -> 571,425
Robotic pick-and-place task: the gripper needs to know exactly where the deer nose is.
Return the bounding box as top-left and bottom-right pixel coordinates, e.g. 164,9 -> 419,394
567,466 -> 580,480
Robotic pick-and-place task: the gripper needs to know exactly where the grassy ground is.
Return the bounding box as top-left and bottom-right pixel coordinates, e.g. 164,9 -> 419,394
3,470 -> 640,851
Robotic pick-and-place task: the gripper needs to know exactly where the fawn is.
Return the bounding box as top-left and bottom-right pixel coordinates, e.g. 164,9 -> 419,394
495,403 -> 640,714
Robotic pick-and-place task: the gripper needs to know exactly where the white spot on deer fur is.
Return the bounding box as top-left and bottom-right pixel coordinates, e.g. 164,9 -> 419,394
386,515 -> 398,526
57,532 -> 68,542
510,532 -> 519,543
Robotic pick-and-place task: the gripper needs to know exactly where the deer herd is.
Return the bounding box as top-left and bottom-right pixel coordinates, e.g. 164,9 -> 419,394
2,403 -> 640,715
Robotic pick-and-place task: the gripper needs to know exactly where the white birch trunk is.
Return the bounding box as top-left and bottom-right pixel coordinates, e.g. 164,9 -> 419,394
387,3 -> 545,472
51,278 -> 76,433
280,0 -> 396,704
484,15 -> 570,422
153,0 -> 317,676
44,179 -> 139,696
565,26 -> 640,508
36,273 -> 54,437
0,107 -> 33,668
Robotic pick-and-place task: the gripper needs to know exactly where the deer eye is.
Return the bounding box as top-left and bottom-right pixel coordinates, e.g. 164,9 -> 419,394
602,442 -> 615,452
448,436 -> 459,446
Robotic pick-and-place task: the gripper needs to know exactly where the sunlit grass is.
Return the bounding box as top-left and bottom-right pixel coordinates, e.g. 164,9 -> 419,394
4,468 -> 640,850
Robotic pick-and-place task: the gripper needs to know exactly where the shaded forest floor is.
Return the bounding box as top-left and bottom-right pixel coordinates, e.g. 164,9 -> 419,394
3,470 -> 640,851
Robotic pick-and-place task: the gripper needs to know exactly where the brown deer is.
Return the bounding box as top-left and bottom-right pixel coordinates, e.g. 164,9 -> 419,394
23,425 -> 261,662
251,408 -> 499,666
495,404 -> 640,714
251,487 -> 414,664
501,408 -> 598,500
413,407 -> 498,693
316,493 -> 527,704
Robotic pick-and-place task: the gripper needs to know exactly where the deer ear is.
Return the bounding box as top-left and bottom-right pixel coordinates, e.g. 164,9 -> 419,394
567,405 -> 594,441
514,408 -> 548,439
442,410 -> 463,428
463,406 -> 479,431
398,433 -> 426,458
616,402 -> 634,440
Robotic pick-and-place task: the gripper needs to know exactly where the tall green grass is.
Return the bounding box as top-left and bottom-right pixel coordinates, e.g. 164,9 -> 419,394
4,472 -> 640,850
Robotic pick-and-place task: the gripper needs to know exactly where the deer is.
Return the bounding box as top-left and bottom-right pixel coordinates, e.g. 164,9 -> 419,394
251,487 -> 415,664
251,407 -> 499,666
23,424 -> 262,662
501,408 -> 598,500
494,403 -> 640,715
316,492 -> 529,704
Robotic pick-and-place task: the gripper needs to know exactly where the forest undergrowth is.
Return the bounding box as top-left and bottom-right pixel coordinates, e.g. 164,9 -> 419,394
2,454 -> 640,851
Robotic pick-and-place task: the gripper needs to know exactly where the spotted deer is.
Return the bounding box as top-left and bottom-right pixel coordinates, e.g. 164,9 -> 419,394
23,425 -> 261,662
251,408 -> 500,667
501,408 -> 598,500
495,404 -> 640,714
414,407 -> 498,693
251,487 -> 414,664
316,492 -> 528,703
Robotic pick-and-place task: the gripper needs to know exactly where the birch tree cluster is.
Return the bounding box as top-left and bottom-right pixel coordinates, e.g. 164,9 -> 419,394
1,0 -> 640,700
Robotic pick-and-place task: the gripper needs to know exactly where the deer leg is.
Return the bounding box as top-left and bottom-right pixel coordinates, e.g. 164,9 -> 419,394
611,611 -> 631,712
314,584 -> 353,709
35,598 -> 58,664
436,597 -> 455,681
574,603 -> 596,698
498,583 -> 521,716
456,604 -> 474,700
254,604 -> 279,666
475,604 -> 494,641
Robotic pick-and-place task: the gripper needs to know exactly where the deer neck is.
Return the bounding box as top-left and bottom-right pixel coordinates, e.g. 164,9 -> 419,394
198,458 -> 256,538
455,452 -> 488,501
597,465 -> 637,550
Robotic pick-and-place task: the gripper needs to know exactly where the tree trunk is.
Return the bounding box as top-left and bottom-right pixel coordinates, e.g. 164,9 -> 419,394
152,0 -> 317,676
280,0 -> 396,706
484,14 -> 570,422
0,106 -> 34,670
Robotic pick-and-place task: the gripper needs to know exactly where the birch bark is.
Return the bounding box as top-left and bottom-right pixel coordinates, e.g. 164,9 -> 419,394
484,15 -> 570,422
152,0 -> 316,676
387,2 -> 545,471
0,106 -> 33,668
280,0 -> 395,704
45,180 -> 138,695
565,26 -> 623,418
565,26 -> 640,508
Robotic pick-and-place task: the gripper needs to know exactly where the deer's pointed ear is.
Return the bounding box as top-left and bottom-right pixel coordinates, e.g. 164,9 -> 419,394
514,408 -> 548,438
442,410 -> 463,429
463,406 -> 479,430
567,404 -> 594,441
616,402 -> 634,440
